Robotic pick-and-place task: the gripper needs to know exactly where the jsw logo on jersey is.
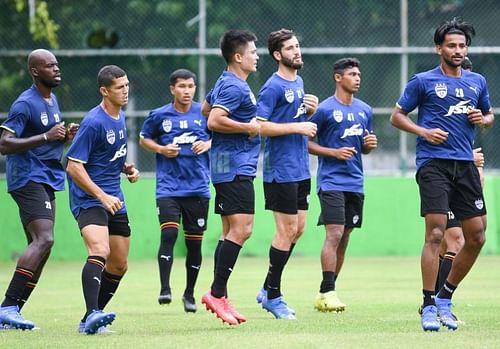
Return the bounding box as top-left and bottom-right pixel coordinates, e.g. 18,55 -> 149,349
293,103 -> 307,119
110,144 -> 127,162
444,100 -> 473,116
340,124 -> 363,139
173,132 -> 198,145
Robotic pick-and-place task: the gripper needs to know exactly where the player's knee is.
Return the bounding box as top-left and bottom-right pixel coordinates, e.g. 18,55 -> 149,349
468,230 -> 486,250
35,233 -> 54,254
426,228 -> 444,245
161,228 -> 179,245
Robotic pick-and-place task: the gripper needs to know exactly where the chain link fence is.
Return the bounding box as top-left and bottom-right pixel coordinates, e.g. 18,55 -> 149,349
1,0 -> 500,175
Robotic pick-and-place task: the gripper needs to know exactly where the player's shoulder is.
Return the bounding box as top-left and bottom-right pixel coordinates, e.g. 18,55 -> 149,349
352,98 -> 372,111
149,103 -> 172,118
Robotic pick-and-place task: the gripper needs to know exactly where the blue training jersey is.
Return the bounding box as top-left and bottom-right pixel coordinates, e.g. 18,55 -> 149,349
256,73 -> 310,183
1,85 -> 65,192
310,96 -> 373,194
140,101 -> 210,199
397,66 -> 491,169
208,70 -> 260,184
66,105 -> 128,218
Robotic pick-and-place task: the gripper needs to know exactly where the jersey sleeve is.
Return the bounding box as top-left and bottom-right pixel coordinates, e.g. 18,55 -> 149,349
310,105 -> 326,130
396,75 -> 422,113
66,120 -> 97,164
477,77 -> 492,114
140,111 -> 159,140
205,88 -> 214,105
256,84 -> 277,121
1,100 -> 31,135
212,84 -> 242,114
366,106 -> 374,133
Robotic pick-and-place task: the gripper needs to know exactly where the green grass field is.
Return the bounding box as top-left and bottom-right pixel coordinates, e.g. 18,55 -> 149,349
1,256 -> 500,348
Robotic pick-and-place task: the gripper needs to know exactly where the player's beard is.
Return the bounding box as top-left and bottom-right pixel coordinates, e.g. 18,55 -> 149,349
282,56 -> 303,70
40,77 -> 61,88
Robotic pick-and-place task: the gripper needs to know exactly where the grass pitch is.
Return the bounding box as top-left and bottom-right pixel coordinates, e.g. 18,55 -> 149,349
1,256 -> 500,348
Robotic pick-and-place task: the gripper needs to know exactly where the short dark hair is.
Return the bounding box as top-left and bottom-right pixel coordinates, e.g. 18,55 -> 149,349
434,17 -> 475,46
462,56 -> 473,71
333,57 -> 360,76
97,65 -> 126,87
220,29 -> 257,64
267,28 -> 295,61
169,69 -> 197,86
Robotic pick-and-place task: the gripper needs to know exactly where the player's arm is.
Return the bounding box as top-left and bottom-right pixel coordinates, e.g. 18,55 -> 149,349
201,100 -> 212,118
122,162 -> 139,183
390,106 -> 449,145
257,118 -> 317,137
139,136 -> 180,158
0,123 -> 66,155
207,107 -> 260,137
308,137 -> 357,160
468,109 -> 494,128
362,129 -> 378,154
473,147 -> 485,188
66,159 -> 123,215
304,94 -> 319,116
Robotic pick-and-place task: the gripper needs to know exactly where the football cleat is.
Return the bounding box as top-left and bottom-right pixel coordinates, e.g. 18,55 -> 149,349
0,305 -> 35,330
421,305 -> 440,332
435,297 -> 458,330
314,291 -> 346,313
201,291 -> 238,325
261,296 -> 296,320
182,295 -> 197,313
84,310 -> 116,335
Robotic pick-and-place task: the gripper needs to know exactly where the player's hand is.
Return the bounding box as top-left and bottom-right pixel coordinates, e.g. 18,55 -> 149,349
97,193 -> 123,215
363,129 -> 378,151
65,123 -> 79,141
123,162 -> 140,183
247,118 -> 261,138
304,94 -> 319,115
423,128 -> 448,145
192,140 -> 211,155
45,122 -> 66,141
297,121 -> 317,137
473,147 -> 484,168
159,143 -> 181,158
333,147 -> 357,160
468,108 -> 485,125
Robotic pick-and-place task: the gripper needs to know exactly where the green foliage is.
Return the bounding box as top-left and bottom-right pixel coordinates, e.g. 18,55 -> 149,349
14,0 -> 59,48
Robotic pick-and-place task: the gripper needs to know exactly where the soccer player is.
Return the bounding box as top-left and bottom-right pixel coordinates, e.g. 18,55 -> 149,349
308,57 -> 377,313
390,18 -> 493,331
0,49 -> 78,330
200,29 -> 260,326
139,69 -> 211,313
254,28 -> 318,320
66,65 -> 140,334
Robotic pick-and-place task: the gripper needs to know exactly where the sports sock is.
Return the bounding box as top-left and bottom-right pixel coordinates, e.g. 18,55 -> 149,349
98,269 -> 123,310
262,242 -> 296,289
266,246 -> 289,300
437,281 -> 457,300
213,239 -> 223,276
158,222 -> 179,294
211,240 -> 241,298
319,271 -> 336,293
184,232 -> 203,297
436,252 -> 455,293
82,256 -> 105,319
422,289 -> 435,307
17,280 -> 37,311
1,267 -> 34,307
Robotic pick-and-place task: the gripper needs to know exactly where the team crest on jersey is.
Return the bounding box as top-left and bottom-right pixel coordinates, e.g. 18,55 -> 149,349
53,113 -> 60,122
435,83 -> 447,98
249,92 -> 257,105
40,112 -> 48,126
106,129 -> 116,144
353,215 -> 359,224
162,119 -> 172,133
284,88 -> 295,103
197,218 -> 205,227
333,110 -> 343,123
475,198 -> 484,210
